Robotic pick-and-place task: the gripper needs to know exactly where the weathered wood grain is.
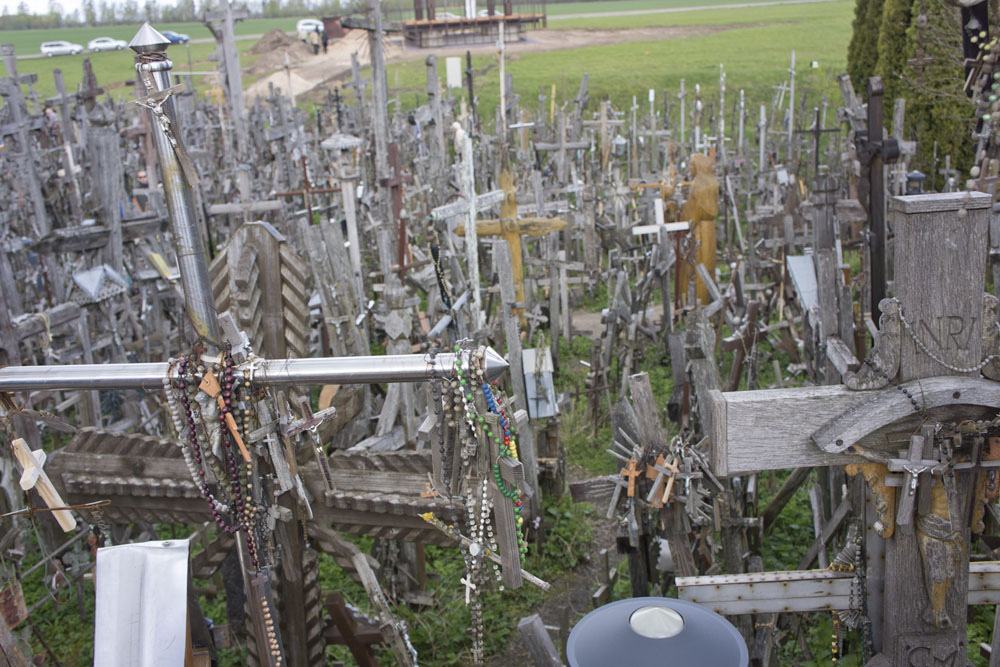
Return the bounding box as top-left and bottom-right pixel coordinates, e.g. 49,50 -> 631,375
706,378 -> 1000,475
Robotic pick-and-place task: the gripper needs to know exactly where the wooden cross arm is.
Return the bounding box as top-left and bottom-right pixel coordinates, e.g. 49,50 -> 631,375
679,562 -> 1000,616
453,217 -> 569,237
706,377 -> 1000,477
11,438 -> 76,532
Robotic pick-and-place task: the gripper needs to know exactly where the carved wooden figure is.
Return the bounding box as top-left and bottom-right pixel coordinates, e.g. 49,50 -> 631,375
677,153 -> 719,305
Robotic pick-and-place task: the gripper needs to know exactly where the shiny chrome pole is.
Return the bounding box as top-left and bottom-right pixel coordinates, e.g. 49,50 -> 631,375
130,24 -> 220,342
0,349 -> 509,393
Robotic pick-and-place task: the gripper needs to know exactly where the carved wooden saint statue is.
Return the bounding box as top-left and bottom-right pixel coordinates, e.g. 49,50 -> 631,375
678,153 -> 719,305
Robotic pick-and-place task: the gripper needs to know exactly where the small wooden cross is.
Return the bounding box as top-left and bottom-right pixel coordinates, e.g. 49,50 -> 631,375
645,454 -> 680,508
886,428 -> 943,528
11,438 -> 76,532
621,459 -> 642,498
460,576 -> 477,605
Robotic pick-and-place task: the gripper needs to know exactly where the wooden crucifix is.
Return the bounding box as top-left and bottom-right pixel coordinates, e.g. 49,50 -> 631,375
699,191 -> 1000,662
273,156 -> 340,222
454,170 -> 568,318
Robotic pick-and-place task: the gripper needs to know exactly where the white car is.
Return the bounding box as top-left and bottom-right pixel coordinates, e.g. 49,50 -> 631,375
40,41 -> 84,57
87,37 -> 127,52
296,19 -> 323,34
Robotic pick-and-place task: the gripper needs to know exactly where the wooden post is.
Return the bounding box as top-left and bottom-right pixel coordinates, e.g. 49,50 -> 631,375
517,614 -> 561,667
867,76 -> 887,310
88,101 -> 126,272
1,44 -> 48,236
699,191 -> 995,662
495,241 -> 540,501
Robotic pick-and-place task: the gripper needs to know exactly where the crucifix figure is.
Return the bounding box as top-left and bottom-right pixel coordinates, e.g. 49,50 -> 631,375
697,190 -> 999,662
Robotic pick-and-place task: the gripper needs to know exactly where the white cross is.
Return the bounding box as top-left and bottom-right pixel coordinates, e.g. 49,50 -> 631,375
460,576 -> 477,605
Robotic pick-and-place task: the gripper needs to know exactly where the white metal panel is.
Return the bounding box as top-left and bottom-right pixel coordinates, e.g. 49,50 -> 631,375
446,57 -> 463,89
94,539 -> 190,667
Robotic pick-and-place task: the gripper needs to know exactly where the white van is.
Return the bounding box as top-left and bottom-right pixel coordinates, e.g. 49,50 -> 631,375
296,18 -> 323,39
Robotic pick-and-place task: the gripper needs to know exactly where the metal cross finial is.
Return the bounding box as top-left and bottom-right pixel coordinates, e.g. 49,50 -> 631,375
129,23 -> 171,54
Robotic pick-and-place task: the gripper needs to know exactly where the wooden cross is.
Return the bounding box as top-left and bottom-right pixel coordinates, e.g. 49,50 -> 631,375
694,191 -> 998,661
459,575 -> 477,604
454,172 -> 568,313
886,427 -> 943,528
11,438 -> 76,532
263,90 -> 301,190
582,101 -> 626,171
939,154 -> 960,193
795,106 -> 840,181
0,47 -> 48,237
644,453 -> 679,508
272,156 -> 340,222
383,142 -> 415,277
535,113 -> 589,183
621,459 -> 642,498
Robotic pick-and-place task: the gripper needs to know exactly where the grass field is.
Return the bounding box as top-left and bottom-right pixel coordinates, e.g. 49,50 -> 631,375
543,0 -> 828,14
3,0 -> 851,110
383,0 -> 852,123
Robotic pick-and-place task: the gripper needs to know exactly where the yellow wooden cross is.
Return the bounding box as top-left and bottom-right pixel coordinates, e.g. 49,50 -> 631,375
454,170 -> 568,315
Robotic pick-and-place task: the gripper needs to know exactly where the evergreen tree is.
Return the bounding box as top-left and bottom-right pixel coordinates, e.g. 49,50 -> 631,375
874,0 -> 913,110
898,0 -> 973,181
82,0 -> 96,25
847,0 -> 870,84
847,0 -> 884,96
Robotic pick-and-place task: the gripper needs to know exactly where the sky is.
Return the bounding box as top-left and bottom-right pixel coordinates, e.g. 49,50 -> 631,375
8,0 -> 79,15
5,0 -> 180,18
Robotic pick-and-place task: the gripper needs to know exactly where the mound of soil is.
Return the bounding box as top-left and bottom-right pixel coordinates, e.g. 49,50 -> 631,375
247,28 -> 299,55
246,28 -> 315,77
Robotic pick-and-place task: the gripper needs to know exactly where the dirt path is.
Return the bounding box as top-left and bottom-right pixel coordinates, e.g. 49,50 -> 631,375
487,465 -> 623,666
245,24 -> 737,103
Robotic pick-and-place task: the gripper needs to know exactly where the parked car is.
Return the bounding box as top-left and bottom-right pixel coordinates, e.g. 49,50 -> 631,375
160,30 -> 189,44
87,37 -> 127,52
477,9 -> 506,16
296,19 -> 323,33
40,41 -> 83,57
296,19 -> 323,40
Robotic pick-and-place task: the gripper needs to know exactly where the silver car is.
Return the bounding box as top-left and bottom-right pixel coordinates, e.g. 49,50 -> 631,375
87,37 -> 127,52
40,41 -> 84,57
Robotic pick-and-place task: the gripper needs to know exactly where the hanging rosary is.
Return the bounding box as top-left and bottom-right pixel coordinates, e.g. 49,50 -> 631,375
164,343 -> 270,570
427,343 -> 532,663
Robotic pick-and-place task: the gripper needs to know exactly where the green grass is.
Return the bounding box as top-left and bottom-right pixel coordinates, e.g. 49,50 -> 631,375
6,0 -> 852,123
7,38 -> 268,105
385,0 -> 852,125
544,0 -> 830,15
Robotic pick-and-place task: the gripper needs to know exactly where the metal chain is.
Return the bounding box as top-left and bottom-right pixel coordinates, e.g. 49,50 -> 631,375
91,506 -> 112,547
894,298 -> 1000,374
861,357 -> 926,419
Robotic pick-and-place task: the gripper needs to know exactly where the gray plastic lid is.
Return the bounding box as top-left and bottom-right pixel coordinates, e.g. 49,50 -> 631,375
567,597 -> 748,667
